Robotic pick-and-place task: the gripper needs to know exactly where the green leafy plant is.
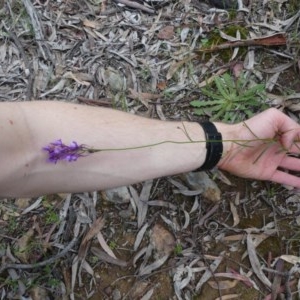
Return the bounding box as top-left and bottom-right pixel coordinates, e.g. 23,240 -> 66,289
7,216 -> 18,234
45,208 -> 60,225
109,240 -> 117,250
197,26 -> 249,61
174,243 -> 183,256
288,0 -> 300,14
190,73 -> 267,122
2,278 -> 19,292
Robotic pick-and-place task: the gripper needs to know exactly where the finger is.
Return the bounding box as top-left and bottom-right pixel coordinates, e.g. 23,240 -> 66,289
268,109 -> 300,148
271,170 -> 300,189
288,142 -> 300,154
280,156 -> 300,171
280,126 -> 300,150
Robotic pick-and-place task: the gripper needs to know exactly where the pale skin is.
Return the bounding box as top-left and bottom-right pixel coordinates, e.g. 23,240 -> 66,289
1,101 -> 300,197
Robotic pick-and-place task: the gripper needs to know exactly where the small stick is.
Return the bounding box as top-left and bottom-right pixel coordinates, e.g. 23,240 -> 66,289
77,96 -> 113,107
195,33 -> 289,53
0,238 -> 78,274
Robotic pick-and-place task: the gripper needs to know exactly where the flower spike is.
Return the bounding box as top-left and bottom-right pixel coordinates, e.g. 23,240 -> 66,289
43,139 -> 88,163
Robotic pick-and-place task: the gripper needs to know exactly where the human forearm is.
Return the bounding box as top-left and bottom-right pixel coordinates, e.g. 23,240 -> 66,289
0,101 -> 208,197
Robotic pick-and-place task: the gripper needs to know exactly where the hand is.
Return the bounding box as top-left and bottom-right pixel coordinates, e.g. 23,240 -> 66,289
215,108 -> 300,188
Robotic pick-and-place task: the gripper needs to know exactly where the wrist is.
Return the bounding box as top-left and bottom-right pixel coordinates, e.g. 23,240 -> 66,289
213,122 -> 238,169
196,121 -> 223,171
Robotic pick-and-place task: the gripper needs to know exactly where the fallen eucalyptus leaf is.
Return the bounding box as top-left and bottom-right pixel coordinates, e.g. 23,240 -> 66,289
182,172 -> 221,202
247,234 -> 272,289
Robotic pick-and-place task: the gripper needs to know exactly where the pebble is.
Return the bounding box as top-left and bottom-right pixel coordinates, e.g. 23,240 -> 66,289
112,288 -> 122,300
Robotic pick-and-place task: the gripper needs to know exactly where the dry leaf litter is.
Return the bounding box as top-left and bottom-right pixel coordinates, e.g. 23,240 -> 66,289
1,0 -> 300,299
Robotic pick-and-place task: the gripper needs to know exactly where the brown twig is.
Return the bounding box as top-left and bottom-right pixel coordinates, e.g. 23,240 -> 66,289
77,96 -> 113,107
195,33 -> 289,53
0,237 -> 78,274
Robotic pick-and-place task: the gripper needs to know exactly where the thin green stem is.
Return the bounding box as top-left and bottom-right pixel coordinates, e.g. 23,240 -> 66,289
87,137 -> 276,153
180,122 -> 193,142
242,121 -> 259,139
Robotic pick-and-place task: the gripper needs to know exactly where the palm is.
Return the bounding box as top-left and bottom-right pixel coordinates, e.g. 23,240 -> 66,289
218,108 -> 300,188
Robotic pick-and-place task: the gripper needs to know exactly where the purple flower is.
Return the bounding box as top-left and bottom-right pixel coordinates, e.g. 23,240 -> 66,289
43,139 -> 88,163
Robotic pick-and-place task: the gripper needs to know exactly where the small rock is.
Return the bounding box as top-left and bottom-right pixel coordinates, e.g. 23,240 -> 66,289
15,198 -> 31,209
29,286 -> 51,300
150,224 -> 176,257
14,228 -> 35,263
104,67 -> 126,92
102,186 -> 131,203
157,25 -> 175,40
112,288 -> 121,300
104,286 -> 112,296
130,282 -> 149,299
119,206 -> 133,219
